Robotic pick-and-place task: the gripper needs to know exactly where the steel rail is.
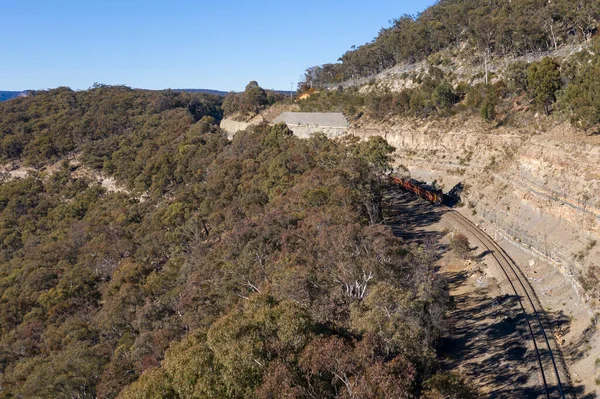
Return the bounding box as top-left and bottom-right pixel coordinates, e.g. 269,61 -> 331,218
448,210 -> 566,399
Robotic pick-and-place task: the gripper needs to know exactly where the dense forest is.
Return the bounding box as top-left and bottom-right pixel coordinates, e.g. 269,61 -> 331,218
301,0 -> 600,87
0,87 -> 472,398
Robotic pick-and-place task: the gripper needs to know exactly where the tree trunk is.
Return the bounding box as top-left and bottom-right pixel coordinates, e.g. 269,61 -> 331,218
484,48 -> 490,85
364,194 -> 382,225
550,23 -> 558,50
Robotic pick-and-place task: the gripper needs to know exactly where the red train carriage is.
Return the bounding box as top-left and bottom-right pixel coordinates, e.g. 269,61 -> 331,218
390,176 -> 443,205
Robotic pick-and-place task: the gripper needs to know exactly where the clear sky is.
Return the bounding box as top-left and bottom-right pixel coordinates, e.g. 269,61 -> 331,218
1,0 -> 435,92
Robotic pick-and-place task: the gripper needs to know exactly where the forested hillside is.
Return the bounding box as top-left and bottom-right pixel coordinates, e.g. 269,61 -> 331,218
0,87 -> 469,398
302,0 -> 600,86
298,0 -> 600,135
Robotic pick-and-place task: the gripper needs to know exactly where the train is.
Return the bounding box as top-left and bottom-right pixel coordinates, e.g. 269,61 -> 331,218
390,176 -> 444,205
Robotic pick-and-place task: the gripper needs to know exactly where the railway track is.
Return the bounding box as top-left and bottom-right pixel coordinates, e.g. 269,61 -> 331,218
446,210 -> 572,399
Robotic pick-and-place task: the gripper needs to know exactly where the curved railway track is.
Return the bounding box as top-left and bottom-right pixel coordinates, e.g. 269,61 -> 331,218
447,210 -> 571,399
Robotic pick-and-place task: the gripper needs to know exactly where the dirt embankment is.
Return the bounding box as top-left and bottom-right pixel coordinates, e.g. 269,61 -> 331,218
351,116 -> 600,302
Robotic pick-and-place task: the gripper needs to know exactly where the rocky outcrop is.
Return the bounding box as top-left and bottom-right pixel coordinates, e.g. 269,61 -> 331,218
220,113 -> 267,139
351,117 -> 600,281
220,118 -> 257,139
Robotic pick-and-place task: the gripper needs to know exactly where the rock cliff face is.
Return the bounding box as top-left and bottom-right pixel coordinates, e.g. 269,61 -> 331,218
220,118 -> 257,139
351,117 -> 600,290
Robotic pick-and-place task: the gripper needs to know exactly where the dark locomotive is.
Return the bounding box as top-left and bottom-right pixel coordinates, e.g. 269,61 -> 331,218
390,176 -> 443,205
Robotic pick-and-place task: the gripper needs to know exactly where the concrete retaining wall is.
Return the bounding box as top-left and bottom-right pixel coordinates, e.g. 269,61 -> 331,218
273,112 -> 349,138
273,112 -> 349,128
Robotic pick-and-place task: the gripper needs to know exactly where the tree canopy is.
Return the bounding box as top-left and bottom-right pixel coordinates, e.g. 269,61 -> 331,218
300,0 -> 600,88
0,88 -> 472,398
222,81 -> 287,118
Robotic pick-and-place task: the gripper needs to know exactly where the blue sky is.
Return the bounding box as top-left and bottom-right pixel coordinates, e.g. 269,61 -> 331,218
1,0 -> 435,92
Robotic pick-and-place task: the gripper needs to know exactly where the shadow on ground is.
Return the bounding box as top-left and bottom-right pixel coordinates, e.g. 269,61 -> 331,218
563,323 -> 598,399
443,270 -> 586,398
382,189 -> 447,246
441,268 -> 543,398
384,188 -> 587,398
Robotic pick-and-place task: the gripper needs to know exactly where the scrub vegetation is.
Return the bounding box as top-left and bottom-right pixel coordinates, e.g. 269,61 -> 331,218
299,0 -> 600,134
0,86 -> 471,398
